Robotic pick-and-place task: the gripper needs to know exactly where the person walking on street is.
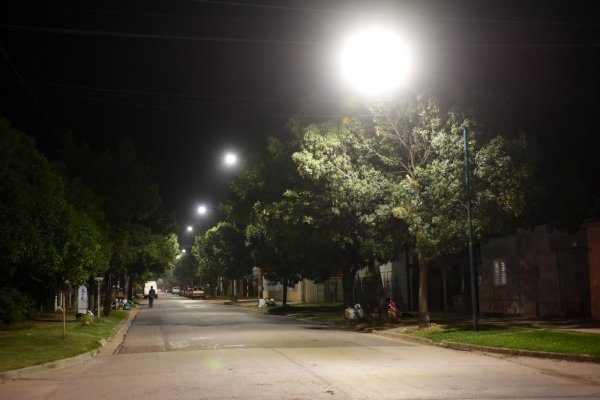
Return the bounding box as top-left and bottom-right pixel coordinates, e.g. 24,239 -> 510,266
149,286 -> 156,308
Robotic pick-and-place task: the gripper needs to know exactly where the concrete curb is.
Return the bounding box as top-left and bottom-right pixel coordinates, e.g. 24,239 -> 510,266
0,307 -> 138,382
372,330 -> 600,363
438,341 -> 600,363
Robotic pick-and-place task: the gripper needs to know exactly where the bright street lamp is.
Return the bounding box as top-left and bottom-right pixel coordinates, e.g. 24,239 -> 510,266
197,205 -> 207,215
186,225 -> 193,232
339,25 -> 412,96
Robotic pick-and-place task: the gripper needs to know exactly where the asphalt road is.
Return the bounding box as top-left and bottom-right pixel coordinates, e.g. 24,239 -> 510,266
1,294 -> 599,400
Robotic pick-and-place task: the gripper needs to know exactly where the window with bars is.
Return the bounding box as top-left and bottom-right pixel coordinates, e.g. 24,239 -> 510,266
492,259 -> 508,286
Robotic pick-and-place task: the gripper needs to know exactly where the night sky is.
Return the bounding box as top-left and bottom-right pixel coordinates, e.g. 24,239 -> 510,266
1,1 -> 599,241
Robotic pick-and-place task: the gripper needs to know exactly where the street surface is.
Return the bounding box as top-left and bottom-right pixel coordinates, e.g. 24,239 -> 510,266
1,294 -> 599,400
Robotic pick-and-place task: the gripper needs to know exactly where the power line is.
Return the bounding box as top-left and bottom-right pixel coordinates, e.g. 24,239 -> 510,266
3,1 -> 600,27
0,24 -> 316,46
187,1 -> 600,27
2,24 -> 599,48
0,41 -> 66,138
37,87 -> 366,119
23,80 -> 338,105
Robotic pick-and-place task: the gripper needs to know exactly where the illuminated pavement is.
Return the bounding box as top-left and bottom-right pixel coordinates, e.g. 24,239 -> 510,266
1,294 -> 599,400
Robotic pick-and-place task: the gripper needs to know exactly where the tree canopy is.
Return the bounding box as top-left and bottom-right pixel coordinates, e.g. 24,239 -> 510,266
193,222 -> 251,298
292,97 -> 535,325
0,118 -> 178,314
0,118 -> 110,306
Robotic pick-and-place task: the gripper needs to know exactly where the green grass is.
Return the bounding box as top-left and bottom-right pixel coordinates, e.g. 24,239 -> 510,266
0,311 -> 129,372
264,304 -> 600,357
411,324 -> 600,356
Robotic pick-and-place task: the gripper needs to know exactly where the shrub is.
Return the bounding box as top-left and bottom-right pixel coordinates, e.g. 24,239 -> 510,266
0,288 -> 33,327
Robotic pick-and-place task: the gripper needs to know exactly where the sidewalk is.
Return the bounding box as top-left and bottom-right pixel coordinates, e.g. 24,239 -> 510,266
236,303 -> 600,363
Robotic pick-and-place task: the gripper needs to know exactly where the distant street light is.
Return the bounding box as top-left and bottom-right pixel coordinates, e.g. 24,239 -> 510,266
339,25 -> 478,330
182,249 -> 186,253
186,225 -> 193,232
197,205 -> 208,215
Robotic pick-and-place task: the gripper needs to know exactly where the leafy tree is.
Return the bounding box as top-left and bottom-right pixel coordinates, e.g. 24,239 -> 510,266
373,97 -> 533,325
0,118 -> 110,307
293,96 -> 534,326
293,118 -> 409,308
173,251 -> 199,289
193,222 -> 251,299
246,190 -> 335,306
0,118 -> 65,289
193,231 -> 221,295
59,136 -> 176,315
225,135 -> 303,227
226,129 -> 351,305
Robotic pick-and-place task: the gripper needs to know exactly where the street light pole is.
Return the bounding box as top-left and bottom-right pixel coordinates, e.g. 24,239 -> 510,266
463,125 -> 479,331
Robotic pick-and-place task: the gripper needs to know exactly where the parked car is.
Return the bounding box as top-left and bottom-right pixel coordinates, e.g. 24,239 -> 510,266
183,287 -> 205,299
172,286 -> 180,295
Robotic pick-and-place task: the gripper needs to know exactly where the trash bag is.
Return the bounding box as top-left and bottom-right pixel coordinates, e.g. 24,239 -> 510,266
344,307 -> 357,320
344,303 -> 364,320
354,303 -> 365,319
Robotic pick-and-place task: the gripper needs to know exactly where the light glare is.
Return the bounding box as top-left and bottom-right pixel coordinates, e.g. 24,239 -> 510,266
340,26 -> 411,96
224,153 -> 237,166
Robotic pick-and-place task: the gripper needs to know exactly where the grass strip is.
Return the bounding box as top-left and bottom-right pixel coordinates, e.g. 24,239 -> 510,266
247,303 -> 600,357
411,324 -> 600,356
0,311 -> 129,372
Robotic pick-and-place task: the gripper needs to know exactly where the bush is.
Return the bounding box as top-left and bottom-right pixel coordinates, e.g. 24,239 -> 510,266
0,288 -> 33,327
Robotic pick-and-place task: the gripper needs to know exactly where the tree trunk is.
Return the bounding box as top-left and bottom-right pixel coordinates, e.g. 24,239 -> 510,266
103,273 -> 112,317
282,280 -> 288,306
125,274 -> 132,301
342,264 -> 355,308
232,278 -> 239,302
418,252 -> 430,327
371,261 -> 387,325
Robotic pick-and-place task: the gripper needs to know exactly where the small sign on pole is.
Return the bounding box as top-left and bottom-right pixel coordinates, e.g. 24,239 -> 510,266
78,286 -> 88,314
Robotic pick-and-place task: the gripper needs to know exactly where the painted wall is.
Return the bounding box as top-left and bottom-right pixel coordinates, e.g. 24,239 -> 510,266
480,225 -> 590,317
586,221 -> 600,320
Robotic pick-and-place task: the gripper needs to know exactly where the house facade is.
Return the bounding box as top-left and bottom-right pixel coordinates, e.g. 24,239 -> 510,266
261,277 -> 344,304
479,225 -> 590,318
584,219 -> 600,319
254,219 -> 600,321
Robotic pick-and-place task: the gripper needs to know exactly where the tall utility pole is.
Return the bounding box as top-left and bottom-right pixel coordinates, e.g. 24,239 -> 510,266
463,125 -> 479,331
